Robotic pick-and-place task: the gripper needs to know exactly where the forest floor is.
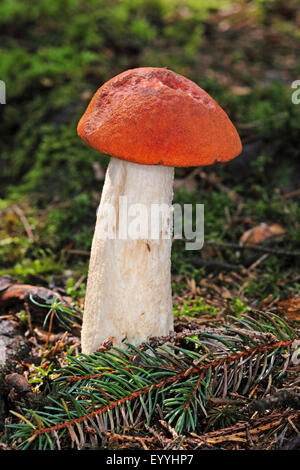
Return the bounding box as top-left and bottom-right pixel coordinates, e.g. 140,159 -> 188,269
0,0 -> 300,450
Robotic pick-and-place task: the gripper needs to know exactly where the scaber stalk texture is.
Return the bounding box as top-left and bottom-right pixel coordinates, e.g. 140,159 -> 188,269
81,158 -> 174,353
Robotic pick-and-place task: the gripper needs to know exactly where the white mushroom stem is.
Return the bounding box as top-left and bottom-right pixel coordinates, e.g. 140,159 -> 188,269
81,157 -> 175,353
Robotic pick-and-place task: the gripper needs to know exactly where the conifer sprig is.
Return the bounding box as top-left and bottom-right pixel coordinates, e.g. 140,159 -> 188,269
7,312 -> 297,450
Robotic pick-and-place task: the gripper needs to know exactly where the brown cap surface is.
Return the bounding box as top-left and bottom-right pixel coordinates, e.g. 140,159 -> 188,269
77,67 -> 242,167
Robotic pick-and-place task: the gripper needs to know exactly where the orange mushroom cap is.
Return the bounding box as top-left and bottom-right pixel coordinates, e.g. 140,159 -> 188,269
77,67 -> 242,167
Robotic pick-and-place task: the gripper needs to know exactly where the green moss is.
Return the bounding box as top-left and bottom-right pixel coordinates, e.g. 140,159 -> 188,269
173,297 -> 219,318
0,0 -> 299,310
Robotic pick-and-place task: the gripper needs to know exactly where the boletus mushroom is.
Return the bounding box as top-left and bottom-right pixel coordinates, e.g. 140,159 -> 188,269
78,67 -> 242,354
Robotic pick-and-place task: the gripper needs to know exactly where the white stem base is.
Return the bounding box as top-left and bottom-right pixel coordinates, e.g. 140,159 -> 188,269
81,158 -> 174,353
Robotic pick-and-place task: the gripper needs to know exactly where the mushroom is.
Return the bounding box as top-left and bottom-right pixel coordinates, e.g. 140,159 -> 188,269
77,67 -> 242,354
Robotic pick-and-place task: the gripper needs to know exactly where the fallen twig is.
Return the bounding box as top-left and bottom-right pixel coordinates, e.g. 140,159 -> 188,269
249,389 -> 300,413
188,410 -> 300,446
188,258 -> 241,272
0,276 -> 71,307
102,431 -> 165,449
12,204 -> 34,240
283,189 -> 300,200
206,240 -> 300,257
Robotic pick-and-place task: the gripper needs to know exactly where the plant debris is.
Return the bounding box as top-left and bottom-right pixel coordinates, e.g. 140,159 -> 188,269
1,0 -> 300,452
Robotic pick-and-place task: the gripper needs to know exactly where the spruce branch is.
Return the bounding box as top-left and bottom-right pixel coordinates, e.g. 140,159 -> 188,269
7,312 -> 298,450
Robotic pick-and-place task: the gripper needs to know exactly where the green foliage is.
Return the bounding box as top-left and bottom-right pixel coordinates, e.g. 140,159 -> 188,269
28,361 -> 55,390
0,0 -> 300,314
173,297 -> 219,317
65,277 -> 86,300
0,249 -> 64,282
29,296 -> 82,333
6,311 -> 297,449
206,404 -> 239,429
1,0 -> 300,451
230,298 -> 251,318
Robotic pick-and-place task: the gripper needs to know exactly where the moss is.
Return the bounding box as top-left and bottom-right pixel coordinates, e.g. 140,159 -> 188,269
0,0 -> 299,307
